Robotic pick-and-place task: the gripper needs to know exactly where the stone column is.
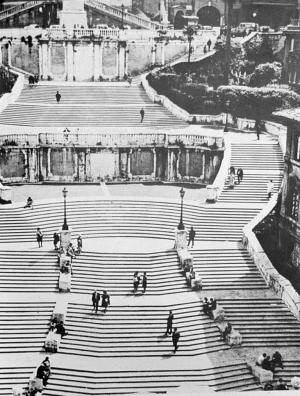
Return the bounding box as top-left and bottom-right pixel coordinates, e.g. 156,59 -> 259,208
38,44 -> 42,78
202,151 -> 206,180
21,149 -> 29,180
176,150 -> 181,180
73,150 -> 78,180
0,44 -> 3,66
151,148 -> 157,178
41,42 -> 49,79
39,149 -> 47,181
29,148 -> 37,182
85,149 -> 91,180
7,42 -> 12,67
78,151 -> 85,181
161,42 -> 165,66
127,149 -> 132,179
66,41 -> 74,81
118,42 -> 126,80
99,41 -> 104,79
151,44 -> 156,65
93,42 -> 101,81
125,48 -> 129,76
47,42 -> 52,79
185,149 -> 190,177
47,148 -> 52,178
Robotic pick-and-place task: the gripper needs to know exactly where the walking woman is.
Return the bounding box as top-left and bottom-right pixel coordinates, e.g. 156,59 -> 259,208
36,228 -> 43,248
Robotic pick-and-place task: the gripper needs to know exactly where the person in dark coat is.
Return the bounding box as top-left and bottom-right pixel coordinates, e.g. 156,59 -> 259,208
36,228 -> 43,247
142,272 -> 147,293
165,310 -> 174,335
56,321 -> 67,338
101,290 -> 110,313
187,227 -> 196,248
92,289 -> 100,313
272,351 -> 283,369
24,196 -> 33,209
77,235 -> 82,254
237,168 -> 244,184
275,378 -> 288,390
53,232 -> 59,250
262,355 -> 273,372
207,39 -> 212,51
172,327 -> 180,353
140,108 -> 145,123
56,91 -> 61,103
203,297 -> 209,315
133,271 -> 140,294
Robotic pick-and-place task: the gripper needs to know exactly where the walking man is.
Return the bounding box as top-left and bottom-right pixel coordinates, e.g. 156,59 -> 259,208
207,39 -> 212,51
142,272 -> 147,293
267,179 -> 274,199
165,310 -> 174,336
92,289 -> 100,313
36,228 -> 43,248
140,108 -> 145,123
56,90 -> 61,103
53,232 -> 59,250
237,168 -> 244,184
172,327 -> 180,353
133,271 -> 140,294
187,227 -> 196,248
77,235 -> 82,254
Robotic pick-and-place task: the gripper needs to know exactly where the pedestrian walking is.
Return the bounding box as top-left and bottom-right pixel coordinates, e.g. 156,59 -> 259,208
92,289 -> 100,313
77,235 -> 82,254
133,271 -> 140,294
36,228 -> 43,248
172,328 -> 180,353
229,173 -> 235,189
187,226 -> 196,248
255,120 -> 261,140
55,91 -> 61,103
24,196 -> 33,209
237,168 -> 244,184
203,45 -> 207,54
140,108 -> 145,123
142,272 -> 147,293
101,290 -> 110,313
207,39 -> 212,51
267,179 -> 274,199
165,310 -> 174,335
53,232 -> 60,250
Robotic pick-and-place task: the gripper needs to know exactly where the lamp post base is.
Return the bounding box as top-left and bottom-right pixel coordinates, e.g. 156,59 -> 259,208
174,228 -> 187,250
178,222 -> 185,230
60,227 -> 72,251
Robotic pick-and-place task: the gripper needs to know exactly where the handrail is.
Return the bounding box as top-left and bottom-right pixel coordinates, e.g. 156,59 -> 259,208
0,1 -> 43,22
85,0 -> 163,30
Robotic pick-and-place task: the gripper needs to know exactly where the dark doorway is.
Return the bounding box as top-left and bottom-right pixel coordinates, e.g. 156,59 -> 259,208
174,10 -> 185,29
197,6 -> 220,26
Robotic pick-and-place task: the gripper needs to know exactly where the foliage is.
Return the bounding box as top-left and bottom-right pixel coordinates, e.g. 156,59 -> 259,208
249,62 -> 282,87
217,85 -> 300,120
0,67 -> 17,97
244,35 -> 275,65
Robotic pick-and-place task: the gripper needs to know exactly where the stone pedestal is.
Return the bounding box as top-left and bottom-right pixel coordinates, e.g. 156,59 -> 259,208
60,227 -> 72,250
0,185 -> 12,203
59,272 -> 71,292
44,331 -> 61,352
60,0 -> 87,28
174,228 -> 187,250
251,365 -> 273,385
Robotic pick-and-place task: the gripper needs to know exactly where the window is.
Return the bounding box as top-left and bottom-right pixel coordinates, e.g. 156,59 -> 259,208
290,38 -> 295,52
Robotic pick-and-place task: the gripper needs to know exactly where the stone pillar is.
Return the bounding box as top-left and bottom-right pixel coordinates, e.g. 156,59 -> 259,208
0,45 -> 3,66
47,148 -> 52,178
29,148 -> 37,182
118,42 -> 126,80
38,44 -> 42,78
151,148 -> 157,178
73,150 -> 78,180
151,44 -> 156,65
127,149 -> 132,179
85,149 -> 91,180
161,42 -> 165,66
174,229 -> 187,250
93,42 -> 101,81
186,149 -> 190,177
78,151 -> 85,181
176,150 -> 181,180
21,149 -> 29,180
47,43 -> 52,79
7,42 -> 12,67
202,151 -> 206,180
66,41 -> 74,81
60,228 -> 72,251
41,42 -> 49,79
125,48 -> 129,76
99,42 -> 104,79
39,149 -> 47,181
167,149 -> 171,180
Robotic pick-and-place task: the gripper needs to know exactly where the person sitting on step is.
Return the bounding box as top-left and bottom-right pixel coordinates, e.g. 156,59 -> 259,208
256,352 -> 267,366
272,351 -> 284,370
275,378 -> 289,390
56,321 -> 68,338
262,355 -> 273,372
221,322 -> 232,341
24,196 -> 33,209
203,297 -> 209,315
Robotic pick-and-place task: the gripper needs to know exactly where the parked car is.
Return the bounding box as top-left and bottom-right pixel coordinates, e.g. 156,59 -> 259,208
24,24 -> 40,30
96,24 -> 109,29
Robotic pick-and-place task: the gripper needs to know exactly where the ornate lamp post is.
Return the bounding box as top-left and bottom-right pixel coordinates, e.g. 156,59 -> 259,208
178,187 -> 185,230
62,187 -> 69,230
121,4 -> 125,30
224,99 -> 230,132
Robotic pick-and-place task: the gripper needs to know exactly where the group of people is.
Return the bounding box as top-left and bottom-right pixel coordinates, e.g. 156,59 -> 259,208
256,351 -> 284,373
92,290 -> 110,313
203,297 -> 217,318
228,166 -> 244,189
26,357 -> 51,396
133,271 -> 147,294
203,39 -> 212,54
164,311 -> 180,353
28,74 -> 39,87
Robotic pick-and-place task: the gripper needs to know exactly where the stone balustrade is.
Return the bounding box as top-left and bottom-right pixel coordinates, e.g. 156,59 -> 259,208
249,364 -> 273,385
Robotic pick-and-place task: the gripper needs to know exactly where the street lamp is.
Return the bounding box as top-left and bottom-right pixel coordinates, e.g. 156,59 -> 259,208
178,187 -> 185,230
224,99 -> 230,132
121,4 -> 125,30
62,187 -> 69,230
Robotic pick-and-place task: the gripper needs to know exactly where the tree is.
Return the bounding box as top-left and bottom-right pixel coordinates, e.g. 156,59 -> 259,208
249,62 -> 282,87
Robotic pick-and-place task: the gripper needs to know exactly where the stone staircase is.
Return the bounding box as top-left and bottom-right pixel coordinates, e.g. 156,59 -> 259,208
0,301 -> 54,353
0,367 -> 35,396
219,141 -> 283,203
0,251 -> 58,293
0,1 -> 43,23
43,363 -> 261,395
85,0 -> 163,30
0,200 -> 260,243
59,301 -> 230,358
0,85 -> 184,129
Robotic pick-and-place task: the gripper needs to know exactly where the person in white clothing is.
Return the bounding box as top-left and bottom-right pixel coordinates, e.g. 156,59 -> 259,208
267,179 -> 274,199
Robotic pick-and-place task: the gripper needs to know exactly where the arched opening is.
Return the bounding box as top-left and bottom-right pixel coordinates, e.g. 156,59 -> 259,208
174,10 -> 184,30
197,6 -> 220,27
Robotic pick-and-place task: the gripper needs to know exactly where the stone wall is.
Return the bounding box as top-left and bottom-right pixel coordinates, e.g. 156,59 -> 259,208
0,144 -> 223,184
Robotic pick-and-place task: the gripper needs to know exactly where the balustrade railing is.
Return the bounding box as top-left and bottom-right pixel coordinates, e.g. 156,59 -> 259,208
0,1 -> 43,22
0,134 -> 37,146
85,0 -> 163,30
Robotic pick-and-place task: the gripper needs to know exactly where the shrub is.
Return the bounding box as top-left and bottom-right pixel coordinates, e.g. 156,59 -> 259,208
249,62 -> 282,87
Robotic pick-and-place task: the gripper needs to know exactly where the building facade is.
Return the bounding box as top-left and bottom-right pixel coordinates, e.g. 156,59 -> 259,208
283,18 -> 300,90
275,108 -> 300,268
